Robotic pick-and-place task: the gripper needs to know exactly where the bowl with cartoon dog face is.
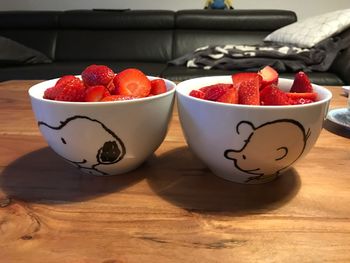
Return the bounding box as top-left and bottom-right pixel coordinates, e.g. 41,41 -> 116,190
29,76 -> 176,176
176,76 -> 332,184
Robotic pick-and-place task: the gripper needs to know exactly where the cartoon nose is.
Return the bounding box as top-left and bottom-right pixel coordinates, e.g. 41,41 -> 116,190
97,141 -> 121,164
224,150 -> 240,160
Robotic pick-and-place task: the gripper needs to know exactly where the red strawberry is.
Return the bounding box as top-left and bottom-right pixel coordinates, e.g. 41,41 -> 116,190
286,92 -> 317,102
85,85 -> 110,102
55,75 -> 79,87
290,71 -> 313,93
189,89 -> 205,99
44,75 -> 85,101
101,95 -> 137,102
258,65 -> 278,88
114,68 -> 151,97
44,86 -> 60,100
150,79 -> 167,95
55,79 -> 86,102
203,84 -> 231,101
232,72 -> 262,88
81,64 -> 115,88
217,86 -> 239,104
237,75 -> 261,105
199,83 -> 232,93
260,85 -> 291,106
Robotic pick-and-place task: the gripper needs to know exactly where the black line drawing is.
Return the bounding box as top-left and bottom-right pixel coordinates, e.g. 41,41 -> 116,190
224,119 -> 311,182
39,115 -> 126,175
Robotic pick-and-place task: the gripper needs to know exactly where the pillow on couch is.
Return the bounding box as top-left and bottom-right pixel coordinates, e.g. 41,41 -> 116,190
0,36 -> 52,65
264,9 -> 350,48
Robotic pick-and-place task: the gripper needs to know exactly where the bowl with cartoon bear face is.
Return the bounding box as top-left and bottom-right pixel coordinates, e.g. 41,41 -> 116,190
29,76 -> 176,176
176,76 -> 332,184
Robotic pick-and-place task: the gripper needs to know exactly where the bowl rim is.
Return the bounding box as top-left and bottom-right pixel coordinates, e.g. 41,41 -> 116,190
176,76 -> 332,109
28,75 -> 176,105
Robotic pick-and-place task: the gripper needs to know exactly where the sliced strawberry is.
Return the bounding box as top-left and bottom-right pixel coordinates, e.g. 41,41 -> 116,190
217,86 -> 239,104
101,95 -> 137,102
189,89 -> 205,99
290,71 -> 313,93
286,92 -> 317,101
203,84 -> 231,101
114,68 -> 151,97
260,85 -> 291,106
85,85 -> 110,102
150,79 -> 167,95
258,65 -> 278,88
232,72 -> 262,88
237,74 -> 262,105
199,83 -> 232,93
81,64 -> 115,88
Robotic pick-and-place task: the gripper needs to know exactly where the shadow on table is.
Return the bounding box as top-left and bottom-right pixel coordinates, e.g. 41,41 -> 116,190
0,147 -> 146,204
147,146 -> 301,215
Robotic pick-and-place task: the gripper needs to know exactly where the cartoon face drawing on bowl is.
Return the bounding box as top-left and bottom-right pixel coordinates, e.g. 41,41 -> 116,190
224,119 -> 311,183
38,115 -> 125,176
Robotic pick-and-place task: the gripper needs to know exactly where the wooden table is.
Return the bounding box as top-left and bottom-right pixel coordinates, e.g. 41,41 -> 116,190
0,80 -> 350,263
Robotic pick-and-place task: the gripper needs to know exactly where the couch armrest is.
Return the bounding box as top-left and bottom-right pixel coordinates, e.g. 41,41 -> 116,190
330,47 -> 350,85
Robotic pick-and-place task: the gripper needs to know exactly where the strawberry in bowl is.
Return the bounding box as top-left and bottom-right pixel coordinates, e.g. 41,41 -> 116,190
29,65 -> 176,176
189,66 -> 319,106
176,67 -> 332,184
43,65 -> 168,102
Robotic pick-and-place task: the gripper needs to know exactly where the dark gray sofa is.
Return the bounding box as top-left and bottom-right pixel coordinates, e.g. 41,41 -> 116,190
0,9 -> 349,85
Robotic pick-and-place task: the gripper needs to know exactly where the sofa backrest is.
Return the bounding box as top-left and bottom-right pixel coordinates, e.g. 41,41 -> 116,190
0,11 -> 61,59
172,10 -> 297,59
0,10 -> 175,63
0,9 -> 297,63
55,10 -> 175,63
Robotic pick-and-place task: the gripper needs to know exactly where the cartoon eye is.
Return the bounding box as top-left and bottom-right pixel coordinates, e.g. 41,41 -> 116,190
61,137 -> 67,144
242,154 -> 246,160
97,141 -> 121,164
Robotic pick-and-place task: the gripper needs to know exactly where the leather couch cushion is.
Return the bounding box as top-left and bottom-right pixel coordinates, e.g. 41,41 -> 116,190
0,11 -> 60,59
0,11 -> 60,29
0,36 -> 51,65
173,30 -> 271,58
0,30 -> 57,59
59,10 -> 175,29
55,10 -> 175,62
175,10 -> 297,30
173,10 -> 297,59
55,30 -> 173,62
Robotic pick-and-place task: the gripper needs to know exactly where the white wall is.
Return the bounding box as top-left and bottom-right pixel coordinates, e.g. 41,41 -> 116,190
0,0 -> 349,20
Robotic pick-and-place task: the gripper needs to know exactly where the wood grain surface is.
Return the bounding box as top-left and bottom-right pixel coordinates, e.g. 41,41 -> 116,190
0,80 -> 350,263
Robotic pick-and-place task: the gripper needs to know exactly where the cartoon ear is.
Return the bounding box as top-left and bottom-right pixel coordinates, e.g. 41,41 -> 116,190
236,121 -> 255,135
275,147 -> 288,161
97,140 -> 122,164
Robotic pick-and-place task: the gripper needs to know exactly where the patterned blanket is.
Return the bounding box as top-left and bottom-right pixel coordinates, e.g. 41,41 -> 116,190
169,36 -> 350,72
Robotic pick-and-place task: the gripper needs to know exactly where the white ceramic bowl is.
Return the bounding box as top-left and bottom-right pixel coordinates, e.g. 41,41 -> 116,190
176,76 -> 332,184
29,76 -> 176,176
